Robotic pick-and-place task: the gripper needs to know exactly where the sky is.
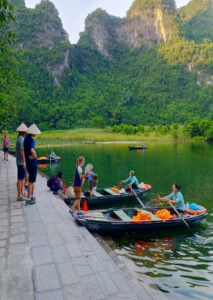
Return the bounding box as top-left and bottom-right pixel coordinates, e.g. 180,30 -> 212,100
25,0 -> 190,43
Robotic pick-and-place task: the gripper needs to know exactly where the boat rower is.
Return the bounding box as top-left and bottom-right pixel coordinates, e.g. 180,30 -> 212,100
119,170 -> 139,190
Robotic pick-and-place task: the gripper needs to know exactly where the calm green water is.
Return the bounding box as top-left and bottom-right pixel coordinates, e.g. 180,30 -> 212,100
37,142 -> 213,298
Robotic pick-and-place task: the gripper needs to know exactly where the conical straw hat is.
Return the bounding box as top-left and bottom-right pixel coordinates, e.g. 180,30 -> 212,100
27,124 -> 41,135
16,122 -> 28,132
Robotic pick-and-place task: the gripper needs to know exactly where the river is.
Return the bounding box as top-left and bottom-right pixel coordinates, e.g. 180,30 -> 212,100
37,142 -> 213,299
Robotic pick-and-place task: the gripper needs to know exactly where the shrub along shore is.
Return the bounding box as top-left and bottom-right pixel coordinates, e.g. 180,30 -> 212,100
7,120 -> 213,149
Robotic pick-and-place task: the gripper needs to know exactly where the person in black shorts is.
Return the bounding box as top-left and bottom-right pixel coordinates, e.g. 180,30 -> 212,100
24,124 -> 41,205
16,123 -> 28,201
2,133 -> 10,161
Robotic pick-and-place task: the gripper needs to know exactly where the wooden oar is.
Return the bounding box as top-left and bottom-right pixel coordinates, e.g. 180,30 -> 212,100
168,200 -> 192,232
131,188 -> 146,208
167,200 -> 205,244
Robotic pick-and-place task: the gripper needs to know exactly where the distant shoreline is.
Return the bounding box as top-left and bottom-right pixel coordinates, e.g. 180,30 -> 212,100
8,127 -> 203,149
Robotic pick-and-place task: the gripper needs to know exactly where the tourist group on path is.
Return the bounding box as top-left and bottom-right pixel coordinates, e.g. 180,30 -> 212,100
2,123 -> 41,205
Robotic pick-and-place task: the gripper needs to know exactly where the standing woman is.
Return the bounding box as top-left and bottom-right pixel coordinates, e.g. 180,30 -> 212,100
70,156 -> 88,216
2,133 -> 10,161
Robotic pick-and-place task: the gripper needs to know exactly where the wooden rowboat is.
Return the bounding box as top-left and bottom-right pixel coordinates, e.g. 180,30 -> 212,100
74,207 -> 207,233
37,156 -> 61,164
129,146 -> 148,150
64,186 -> 152,207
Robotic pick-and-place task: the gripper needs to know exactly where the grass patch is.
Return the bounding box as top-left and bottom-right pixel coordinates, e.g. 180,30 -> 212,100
8,127 -> 189,149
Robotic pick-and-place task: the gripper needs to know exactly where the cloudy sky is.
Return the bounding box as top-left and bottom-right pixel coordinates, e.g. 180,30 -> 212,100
25,0 -> 190,43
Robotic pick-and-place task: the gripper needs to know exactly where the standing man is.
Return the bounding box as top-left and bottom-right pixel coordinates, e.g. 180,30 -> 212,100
16,123 -> 28,201
24,124 -> 41,205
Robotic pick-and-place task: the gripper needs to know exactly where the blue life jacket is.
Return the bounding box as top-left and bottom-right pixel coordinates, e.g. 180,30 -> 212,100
73,167 -> 82,187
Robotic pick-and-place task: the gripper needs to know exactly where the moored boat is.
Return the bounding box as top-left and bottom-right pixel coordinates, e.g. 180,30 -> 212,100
74,206 -> 207,233
64,186 -> 152,207
129,146 -> 148,150
37,156 -> 61,164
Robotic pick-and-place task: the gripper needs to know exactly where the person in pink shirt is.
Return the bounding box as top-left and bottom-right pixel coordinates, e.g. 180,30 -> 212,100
2,133 -> 10,161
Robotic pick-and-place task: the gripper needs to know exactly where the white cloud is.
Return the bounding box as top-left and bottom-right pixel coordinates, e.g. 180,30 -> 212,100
25,0 -> 190,43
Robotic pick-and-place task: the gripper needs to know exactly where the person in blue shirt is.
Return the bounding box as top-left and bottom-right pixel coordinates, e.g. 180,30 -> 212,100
85,168 -> 98,198
120,170 -> 139,189
157,184 -> 185,213
50,150 -> 57,158
24,124 -> 41,205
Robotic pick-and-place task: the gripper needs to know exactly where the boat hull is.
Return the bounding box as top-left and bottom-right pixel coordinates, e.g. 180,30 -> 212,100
64,188 -> 151,207
76,208 -> 207,233
38,157 -> 61,164
129,146 -> 148,150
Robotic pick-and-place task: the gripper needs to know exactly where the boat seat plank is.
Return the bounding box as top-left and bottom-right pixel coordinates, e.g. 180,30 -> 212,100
104,188 -> 119,196
93,191 -> 103,197
114,210 -> 132,221
87,212 -> 106,219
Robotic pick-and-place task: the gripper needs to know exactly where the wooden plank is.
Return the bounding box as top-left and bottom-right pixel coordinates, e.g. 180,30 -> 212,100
113,210 -> 132,221
93,191 -> 103,197
104,188 -> 119,196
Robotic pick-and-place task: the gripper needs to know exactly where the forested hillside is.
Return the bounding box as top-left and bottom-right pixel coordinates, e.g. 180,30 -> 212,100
1,0 -> 213,130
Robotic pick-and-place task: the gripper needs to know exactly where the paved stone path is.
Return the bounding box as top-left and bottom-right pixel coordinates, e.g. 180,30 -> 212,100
0,153 -> 166,300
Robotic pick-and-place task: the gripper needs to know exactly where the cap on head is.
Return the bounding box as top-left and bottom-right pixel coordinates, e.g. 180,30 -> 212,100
27,124 -> 41,135
16,123 -> 28,132
129,170 -> 135,175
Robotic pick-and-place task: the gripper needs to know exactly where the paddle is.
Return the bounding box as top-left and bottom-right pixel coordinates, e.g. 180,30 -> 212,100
161,198 -> 205,244
131,188 -> 146,208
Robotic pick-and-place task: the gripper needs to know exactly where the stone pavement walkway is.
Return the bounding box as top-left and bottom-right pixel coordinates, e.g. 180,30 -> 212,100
0,153 -> 165,300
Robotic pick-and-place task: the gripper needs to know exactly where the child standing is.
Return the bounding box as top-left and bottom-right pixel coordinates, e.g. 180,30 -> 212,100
2,133 -> 10,161
70,156 -> 88,216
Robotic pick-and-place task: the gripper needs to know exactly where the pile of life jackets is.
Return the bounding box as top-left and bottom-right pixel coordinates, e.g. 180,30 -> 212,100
111,187 -> 120,193
155,209 -> 174,220
132,209 -> 175,222
132,210 -> 152,221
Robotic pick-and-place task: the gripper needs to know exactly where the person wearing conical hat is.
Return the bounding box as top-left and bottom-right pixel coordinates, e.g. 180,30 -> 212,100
24,123 -> 41,205
16,123 -> 28,201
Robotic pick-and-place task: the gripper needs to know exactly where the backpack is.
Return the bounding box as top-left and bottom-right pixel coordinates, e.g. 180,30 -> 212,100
47,176 -> 57,188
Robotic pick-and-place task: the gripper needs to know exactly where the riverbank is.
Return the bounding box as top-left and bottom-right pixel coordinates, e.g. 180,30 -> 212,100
8,128 -> 190,149
0,152 -> 166,300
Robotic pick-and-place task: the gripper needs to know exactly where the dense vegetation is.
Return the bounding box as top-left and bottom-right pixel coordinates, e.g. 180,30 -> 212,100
1,0 -> 213,134
112,119 -> 213,141
0,0 -> 18,129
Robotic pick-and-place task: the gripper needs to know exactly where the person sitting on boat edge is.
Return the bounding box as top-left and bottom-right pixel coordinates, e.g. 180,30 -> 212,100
157,184 -> 185,214
119,170 -> 139,190
47,171 -> 63,195
85,167 -> 98,198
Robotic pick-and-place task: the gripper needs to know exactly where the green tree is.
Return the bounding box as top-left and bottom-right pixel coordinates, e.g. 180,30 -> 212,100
0,0 -> 18,130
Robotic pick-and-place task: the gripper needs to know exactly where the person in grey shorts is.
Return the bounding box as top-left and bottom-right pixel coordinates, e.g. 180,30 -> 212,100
85,169 -> 98,197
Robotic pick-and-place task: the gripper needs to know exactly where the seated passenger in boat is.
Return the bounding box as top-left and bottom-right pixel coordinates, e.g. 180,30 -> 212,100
50,150 -> 57,158
157,184 -> 185,213
120,170 -> 139,190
